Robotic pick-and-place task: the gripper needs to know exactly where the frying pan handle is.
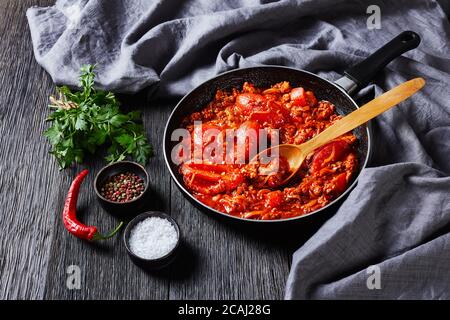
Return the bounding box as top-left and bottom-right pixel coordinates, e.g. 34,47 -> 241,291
335,31 -> 421,94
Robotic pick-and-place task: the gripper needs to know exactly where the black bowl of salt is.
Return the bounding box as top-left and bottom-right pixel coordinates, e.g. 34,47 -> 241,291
123,211 -> 181,269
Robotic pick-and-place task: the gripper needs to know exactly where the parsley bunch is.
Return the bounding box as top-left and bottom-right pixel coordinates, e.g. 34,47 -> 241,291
44,65 -> 153,169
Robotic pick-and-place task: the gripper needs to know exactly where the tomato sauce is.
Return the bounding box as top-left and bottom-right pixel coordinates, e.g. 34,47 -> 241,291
179,81 -> 358,220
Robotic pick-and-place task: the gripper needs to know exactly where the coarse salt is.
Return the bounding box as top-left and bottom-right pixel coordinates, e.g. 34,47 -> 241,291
129,217 -> 178,259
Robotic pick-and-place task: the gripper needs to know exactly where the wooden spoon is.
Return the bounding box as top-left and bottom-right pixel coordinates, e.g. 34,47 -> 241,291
254,77 -> 425,186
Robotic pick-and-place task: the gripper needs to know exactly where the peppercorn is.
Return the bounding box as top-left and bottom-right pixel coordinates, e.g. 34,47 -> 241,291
100,172 -> 145,202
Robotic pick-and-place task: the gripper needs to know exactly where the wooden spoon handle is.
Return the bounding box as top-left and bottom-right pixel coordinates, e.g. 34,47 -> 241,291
301,77 -> 425,155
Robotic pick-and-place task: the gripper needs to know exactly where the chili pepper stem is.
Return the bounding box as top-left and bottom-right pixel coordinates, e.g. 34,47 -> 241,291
91,221 -> 124,241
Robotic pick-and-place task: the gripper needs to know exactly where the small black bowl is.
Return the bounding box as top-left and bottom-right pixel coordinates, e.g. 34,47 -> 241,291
123,211 -> 181,270
94,161 -> 150,216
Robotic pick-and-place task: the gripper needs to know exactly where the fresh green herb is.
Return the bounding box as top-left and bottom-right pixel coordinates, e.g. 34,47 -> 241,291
44,65 -> 153,169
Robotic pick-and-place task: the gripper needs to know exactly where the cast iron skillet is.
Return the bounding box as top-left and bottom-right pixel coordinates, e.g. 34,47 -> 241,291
163,31 -> 420,225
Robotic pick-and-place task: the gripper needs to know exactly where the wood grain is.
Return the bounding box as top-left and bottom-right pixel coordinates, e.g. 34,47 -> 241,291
0,0 -> 294,300
0,0 -> 57,300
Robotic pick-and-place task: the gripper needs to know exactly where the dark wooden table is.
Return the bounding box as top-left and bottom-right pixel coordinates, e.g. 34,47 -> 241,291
0,0 -> 328,300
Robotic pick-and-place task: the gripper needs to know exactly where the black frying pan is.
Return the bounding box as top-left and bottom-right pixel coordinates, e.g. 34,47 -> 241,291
163,31 -> 420,225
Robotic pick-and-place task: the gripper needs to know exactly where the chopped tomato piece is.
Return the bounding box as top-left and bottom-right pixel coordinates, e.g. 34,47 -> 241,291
305,91 -> 317,106
332,173 -> 348,194
291,88 -> 317,107
181,162 -> 243,195
236,120 -> 261,162
249,111 -> 277,125
235,93 -> 265,114
265,191 -> 283,208
290,87 -> 306,106
249,101 -> 289,127
310,140 -> 350,173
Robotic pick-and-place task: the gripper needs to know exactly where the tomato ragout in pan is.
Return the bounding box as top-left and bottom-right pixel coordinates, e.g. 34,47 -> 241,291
178,81 -> 358,220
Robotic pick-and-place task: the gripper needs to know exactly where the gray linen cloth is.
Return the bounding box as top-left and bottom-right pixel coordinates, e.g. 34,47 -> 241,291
27,0 -> 450,299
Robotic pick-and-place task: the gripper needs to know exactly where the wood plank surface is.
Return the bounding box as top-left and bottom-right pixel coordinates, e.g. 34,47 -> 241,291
0,0 -> 299,300
0,0 -> 57,300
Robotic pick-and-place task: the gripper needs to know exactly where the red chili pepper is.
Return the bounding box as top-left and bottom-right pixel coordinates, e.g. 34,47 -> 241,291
63,169 -> 123,241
